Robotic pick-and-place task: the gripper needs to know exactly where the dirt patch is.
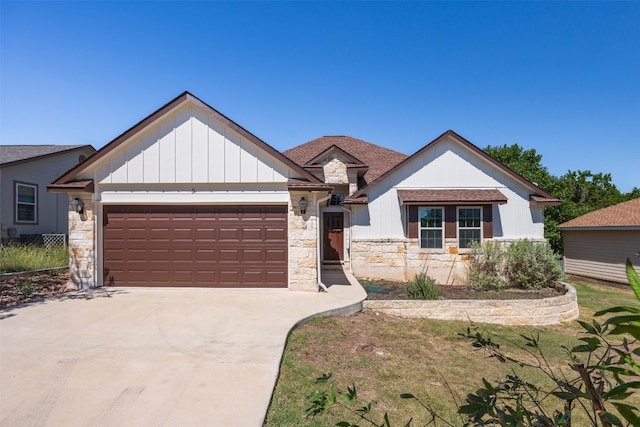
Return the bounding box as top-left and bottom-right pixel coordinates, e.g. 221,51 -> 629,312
0,270 -> 71,310
360,278 -> 566,300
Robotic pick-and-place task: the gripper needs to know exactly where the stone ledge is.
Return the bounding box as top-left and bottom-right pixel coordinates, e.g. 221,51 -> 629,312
362,282 -> 579,326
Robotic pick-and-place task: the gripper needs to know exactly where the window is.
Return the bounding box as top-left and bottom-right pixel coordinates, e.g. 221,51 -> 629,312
419,207 -> 443,248
458,207 -> 481,248
15,182 -> 38,224
330,193 -> 344,205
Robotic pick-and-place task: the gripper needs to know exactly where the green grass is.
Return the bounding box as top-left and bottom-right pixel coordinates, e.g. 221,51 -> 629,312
0,245 -> 68,273
264,280 -> 640,426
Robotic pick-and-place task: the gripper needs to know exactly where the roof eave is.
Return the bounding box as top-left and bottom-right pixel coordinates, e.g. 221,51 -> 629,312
559,226 -> 640,231
47,180 -> 95,193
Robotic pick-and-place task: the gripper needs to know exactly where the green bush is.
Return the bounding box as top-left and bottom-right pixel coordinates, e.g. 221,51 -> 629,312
504,239 -> 564,289
466,240 -> 507,290
406,272 -> 441,300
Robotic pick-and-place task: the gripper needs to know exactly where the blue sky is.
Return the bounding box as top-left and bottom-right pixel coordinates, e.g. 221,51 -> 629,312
1,1 -> 638,192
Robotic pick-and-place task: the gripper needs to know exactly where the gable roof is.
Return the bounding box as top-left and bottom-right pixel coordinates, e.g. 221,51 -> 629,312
303,144 -> 368,170
346,130 -> 560,205
283,136 -> 408,185
50,91 -> 323,190
559,198 -> 640,229
0,145 -> 95,167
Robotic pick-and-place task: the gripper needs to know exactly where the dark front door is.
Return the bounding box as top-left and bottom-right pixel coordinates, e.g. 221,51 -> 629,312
323,212 -> 344,261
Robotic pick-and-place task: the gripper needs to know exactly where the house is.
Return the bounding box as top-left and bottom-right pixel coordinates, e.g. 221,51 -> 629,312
1,144 -> 96,244
559,198 -> 640,284
49,92 -> 559,290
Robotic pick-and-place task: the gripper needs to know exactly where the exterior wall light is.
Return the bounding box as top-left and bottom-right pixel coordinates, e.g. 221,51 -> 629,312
299,197 -> 308,214
70,198 -> 84,214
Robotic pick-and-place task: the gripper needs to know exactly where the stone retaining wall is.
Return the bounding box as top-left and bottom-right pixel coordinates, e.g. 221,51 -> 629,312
363,283 -> 579,325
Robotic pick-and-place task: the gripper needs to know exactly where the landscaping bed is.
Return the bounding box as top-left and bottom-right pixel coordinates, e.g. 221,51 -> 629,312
0,269 -> 71,310
361,278 -> 566,300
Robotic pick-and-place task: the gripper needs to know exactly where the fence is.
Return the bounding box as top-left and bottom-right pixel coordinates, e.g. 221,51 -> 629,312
5,234 -> 67,247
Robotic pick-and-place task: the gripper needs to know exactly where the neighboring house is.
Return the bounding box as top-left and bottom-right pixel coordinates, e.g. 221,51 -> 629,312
559,198 -> 640,284
49,92 -> 559,290
0,144 -> 96,243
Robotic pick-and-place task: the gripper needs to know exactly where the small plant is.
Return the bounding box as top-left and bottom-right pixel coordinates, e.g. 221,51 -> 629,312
504,239 -> 564,289
406,271 -> 442,300
466,240 -> 507,290
17,279 -> 34,296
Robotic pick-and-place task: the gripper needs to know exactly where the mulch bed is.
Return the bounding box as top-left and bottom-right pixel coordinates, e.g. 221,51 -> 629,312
361,279 -> 566,301
0,270 -> 71,310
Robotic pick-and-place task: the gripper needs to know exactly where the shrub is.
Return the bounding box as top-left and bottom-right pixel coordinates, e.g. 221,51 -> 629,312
466,240 -> 507,290
504,239 -> 564,289
406,272 -> 441,300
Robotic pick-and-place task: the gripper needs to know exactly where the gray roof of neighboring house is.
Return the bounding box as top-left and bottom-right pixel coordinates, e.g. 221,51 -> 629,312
0,145 -> 95,166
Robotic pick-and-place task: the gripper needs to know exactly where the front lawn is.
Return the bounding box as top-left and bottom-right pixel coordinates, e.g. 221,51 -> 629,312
265,281 -> 639,426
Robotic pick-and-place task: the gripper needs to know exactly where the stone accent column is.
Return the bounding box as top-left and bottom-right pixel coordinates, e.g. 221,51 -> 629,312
323,158 -> 348,184
288,192 -> 320,291
67,194 -> 96,289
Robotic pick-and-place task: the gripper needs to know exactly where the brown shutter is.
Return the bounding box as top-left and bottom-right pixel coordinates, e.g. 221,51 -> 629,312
445,206 -> 456,238
407,205 -> 418,238
483,205 -> 493,239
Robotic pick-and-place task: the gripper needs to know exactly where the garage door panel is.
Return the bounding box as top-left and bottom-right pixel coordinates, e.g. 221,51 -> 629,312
103,205 -> 288,287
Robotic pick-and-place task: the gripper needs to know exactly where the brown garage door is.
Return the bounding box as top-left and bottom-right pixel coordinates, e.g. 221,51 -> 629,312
103,205 -> 288,288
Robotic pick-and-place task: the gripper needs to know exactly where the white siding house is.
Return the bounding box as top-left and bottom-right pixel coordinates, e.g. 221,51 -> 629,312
50,93 -> 560,290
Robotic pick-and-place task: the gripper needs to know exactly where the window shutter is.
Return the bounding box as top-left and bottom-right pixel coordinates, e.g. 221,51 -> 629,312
445,206 -> 456,238
483,205 -> 493,238
407,205 -> 418,238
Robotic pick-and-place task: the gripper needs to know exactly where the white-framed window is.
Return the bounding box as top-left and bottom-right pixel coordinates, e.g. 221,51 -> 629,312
15,182 -> 38,224
458,207 -> 481,248
419,207 -> 443,249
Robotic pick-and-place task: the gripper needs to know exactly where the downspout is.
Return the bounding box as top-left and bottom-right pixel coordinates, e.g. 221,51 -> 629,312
316,193 -> 332,291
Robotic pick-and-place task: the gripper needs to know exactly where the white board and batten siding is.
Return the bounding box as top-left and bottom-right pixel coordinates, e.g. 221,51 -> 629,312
352,136 -> 545,240
78,104 -> 297,204
564,230 -> 640,284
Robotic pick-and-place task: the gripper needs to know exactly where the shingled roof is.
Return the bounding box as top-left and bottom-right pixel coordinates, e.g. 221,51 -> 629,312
283,136 -> 408,185
0,145 -> 94,166
559,197 -> 640,229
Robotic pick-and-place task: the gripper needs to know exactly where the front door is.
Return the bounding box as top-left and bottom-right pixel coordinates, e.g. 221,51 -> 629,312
323,212 -> 344,261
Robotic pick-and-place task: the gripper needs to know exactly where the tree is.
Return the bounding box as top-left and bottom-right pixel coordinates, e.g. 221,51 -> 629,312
484,144 -> 555,192
483,144 -> 636,253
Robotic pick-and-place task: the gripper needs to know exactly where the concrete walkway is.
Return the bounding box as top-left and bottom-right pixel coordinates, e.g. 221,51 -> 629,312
0,269 -> 366,427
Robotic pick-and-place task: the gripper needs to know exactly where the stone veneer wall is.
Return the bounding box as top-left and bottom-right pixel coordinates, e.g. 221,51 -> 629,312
67,194 -> 96,289
289,192 -> 320,291
323,158 -> 348,184
363,283 -> 579,326
351,238 -> 468,285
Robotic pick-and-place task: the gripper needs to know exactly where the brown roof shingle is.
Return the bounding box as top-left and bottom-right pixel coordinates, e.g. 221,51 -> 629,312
283,136 -> 408,185
397,189 -> 508,205
559,198 -> 640,229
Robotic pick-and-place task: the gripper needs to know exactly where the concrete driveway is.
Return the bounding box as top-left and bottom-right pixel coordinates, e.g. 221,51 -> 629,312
0,270 -> 365,427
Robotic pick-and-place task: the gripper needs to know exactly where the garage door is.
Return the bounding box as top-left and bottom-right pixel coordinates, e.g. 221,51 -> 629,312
102,205 -> 288,287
